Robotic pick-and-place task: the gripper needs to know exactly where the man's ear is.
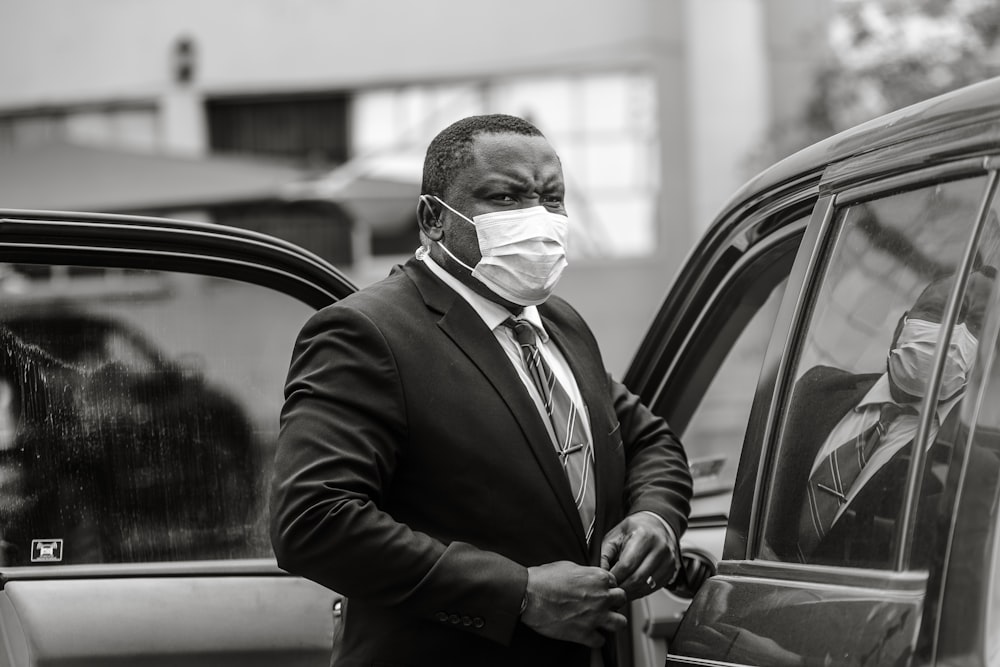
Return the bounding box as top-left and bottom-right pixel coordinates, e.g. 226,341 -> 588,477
890,310 -> 909,349
417,195 -> 444,241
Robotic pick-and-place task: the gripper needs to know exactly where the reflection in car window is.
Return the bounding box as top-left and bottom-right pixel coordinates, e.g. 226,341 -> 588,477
762,176 -> 991,570
0,266 -> 314,565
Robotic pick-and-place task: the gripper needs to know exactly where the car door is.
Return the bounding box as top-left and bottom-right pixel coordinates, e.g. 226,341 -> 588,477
642,145 -> 1000,665
0,210 -> 355,666
622,167 -> 819,667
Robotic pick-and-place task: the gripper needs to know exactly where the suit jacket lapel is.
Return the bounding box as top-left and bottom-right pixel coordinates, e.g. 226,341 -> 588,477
404,260 -> 589,556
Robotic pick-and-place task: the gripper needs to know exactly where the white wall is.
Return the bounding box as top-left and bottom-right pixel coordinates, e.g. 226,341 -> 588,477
684,0 -> 770,232
0,0 -> 662,104
0,0 -> 830,373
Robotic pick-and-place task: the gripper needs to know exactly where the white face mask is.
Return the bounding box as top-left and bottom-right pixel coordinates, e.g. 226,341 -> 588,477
425,195 -> 570,306
887,317 -> 978,399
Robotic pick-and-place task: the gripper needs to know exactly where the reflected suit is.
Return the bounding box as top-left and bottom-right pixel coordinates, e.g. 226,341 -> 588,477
769,365 -> 951,567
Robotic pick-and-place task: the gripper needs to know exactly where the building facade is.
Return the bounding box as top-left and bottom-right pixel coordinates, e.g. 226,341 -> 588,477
0,0 -> 829,373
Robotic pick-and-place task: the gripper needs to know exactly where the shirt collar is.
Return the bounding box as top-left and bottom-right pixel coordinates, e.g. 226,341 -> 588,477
417,247 -> 549,341
855,373 -> 960,422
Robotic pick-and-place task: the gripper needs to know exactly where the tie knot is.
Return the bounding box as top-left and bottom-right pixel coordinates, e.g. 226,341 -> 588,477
504,318 -> 537,346
878,402 -> 913,426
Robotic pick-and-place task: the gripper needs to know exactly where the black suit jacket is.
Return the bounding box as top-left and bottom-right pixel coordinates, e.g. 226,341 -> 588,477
269,258 -> 692,667
769,365 -> 950,568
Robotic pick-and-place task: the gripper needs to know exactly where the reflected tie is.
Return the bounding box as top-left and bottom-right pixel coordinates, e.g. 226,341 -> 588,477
504,318 -> 596,543
797,402 -> 911,560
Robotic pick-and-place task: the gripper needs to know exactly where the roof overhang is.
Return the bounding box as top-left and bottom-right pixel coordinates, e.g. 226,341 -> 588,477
0,142 -> 307,214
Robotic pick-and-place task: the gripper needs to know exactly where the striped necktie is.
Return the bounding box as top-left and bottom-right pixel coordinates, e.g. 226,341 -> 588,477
504,318 -> 596,543
797,402 -> 911,560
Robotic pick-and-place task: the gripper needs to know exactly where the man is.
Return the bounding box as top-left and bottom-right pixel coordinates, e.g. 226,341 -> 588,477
270,114 -> 692,666
766,270 -> 987,567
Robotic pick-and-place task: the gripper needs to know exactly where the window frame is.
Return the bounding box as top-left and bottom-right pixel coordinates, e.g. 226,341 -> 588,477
0,211 -> 354,308
742,157 -> 1000,580
0,210 -> 355,579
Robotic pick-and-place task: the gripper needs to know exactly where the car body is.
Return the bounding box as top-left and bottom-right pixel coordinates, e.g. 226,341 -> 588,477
2,75 -> 1000,666
628,76 -> 1000,666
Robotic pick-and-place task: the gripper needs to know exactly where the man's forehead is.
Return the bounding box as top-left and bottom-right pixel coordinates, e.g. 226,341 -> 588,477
910,280 -> 951,319
468,132 -> 561,167
909,273 -> 993,322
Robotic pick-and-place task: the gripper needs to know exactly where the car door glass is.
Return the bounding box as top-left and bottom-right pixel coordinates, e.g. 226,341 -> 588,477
683,276 -> 787,499
919,195 -> 1000,665
0,266 -> 314,565
761,176 -> 990,569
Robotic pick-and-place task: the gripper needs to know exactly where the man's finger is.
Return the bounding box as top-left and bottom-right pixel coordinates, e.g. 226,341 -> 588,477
600,533 -> 622,570
609,531 -> 648,582
599,611 -> 629,633
607,586 -> 628,609
620,550 -> 666,592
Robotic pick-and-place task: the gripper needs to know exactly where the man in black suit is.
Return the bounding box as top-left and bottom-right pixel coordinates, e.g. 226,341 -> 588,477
270,114 -> 692,666
766,270 -> 988,567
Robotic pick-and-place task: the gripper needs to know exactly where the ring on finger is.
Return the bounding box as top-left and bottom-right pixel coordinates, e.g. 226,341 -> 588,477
646,575 -> 657,589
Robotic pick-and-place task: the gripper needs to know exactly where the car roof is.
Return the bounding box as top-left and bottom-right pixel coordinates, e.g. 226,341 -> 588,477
716,76 -> 1000,225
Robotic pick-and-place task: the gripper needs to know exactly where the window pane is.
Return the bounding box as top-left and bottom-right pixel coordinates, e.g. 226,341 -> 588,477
761,176 -> 988,569
0,267 -> 314,565
931,194 -> 1000,664
685,276 -> 786,498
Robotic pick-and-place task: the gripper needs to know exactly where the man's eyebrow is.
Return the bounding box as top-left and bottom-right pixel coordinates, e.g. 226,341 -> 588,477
476,175 -> 537,192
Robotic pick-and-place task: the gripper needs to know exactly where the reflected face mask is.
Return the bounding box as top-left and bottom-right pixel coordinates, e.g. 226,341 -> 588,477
425,195 -> 569,306
888,318 -> 978,399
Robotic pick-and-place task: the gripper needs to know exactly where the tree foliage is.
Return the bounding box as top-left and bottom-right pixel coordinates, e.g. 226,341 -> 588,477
761,0 -> 1000,167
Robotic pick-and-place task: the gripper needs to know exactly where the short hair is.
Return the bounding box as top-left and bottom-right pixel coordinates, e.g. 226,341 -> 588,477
420,114 -> 544,197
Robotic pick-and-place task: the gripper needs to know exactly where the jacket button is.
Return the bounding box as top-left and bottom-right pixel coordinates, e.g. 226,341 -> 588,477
461,615 -> 472,626
449,614 -> 460,624
435,612 -> 448,623
473,617 -> 484,628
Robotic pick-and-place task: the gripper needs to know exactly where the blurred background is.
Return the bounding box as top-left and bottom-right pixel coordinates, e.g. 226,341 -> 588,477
1,0 -> 998,375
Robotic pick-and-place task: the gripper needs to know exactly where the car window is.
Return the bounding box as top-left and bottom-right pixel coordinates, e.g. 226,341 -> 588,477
649,217 -> 802,520
682,276 -> 786,499
919,193 -> 1000,665
760,175 -> 992,569
0,265 -> 315,566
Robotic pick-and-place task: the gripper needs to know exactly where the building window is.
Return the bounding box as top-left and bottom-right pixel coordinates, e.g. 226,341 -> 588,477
351,70 -> 660,259
0,103 -> 159,152
206,93 -> 349,167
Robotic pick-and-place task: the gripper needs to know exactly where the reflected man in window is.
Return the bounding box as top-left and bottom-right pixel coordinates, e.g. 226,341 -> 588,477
769,270 -> 989,567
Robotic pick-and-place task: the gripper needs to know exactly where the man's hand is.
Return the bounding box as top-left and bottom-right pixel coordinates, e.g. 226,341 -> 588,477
600,513 -> 680,600
520,561 -> 628,647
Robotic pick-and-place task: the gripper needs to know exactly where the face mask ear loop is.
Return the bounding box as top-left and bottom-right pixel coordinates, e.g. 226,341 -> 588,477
436,239 -> 477,274
422,195 -> 479,274
429,196 -> 476,226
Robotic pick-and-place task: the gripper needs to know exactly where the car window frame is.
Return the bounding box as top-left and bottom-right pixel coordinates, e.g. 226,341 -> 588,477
740,157 -> 1000,579
624,173 -> 819,441
0,210 -> 354,309
623,186 -> 816,667
0,210 -> 355,579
